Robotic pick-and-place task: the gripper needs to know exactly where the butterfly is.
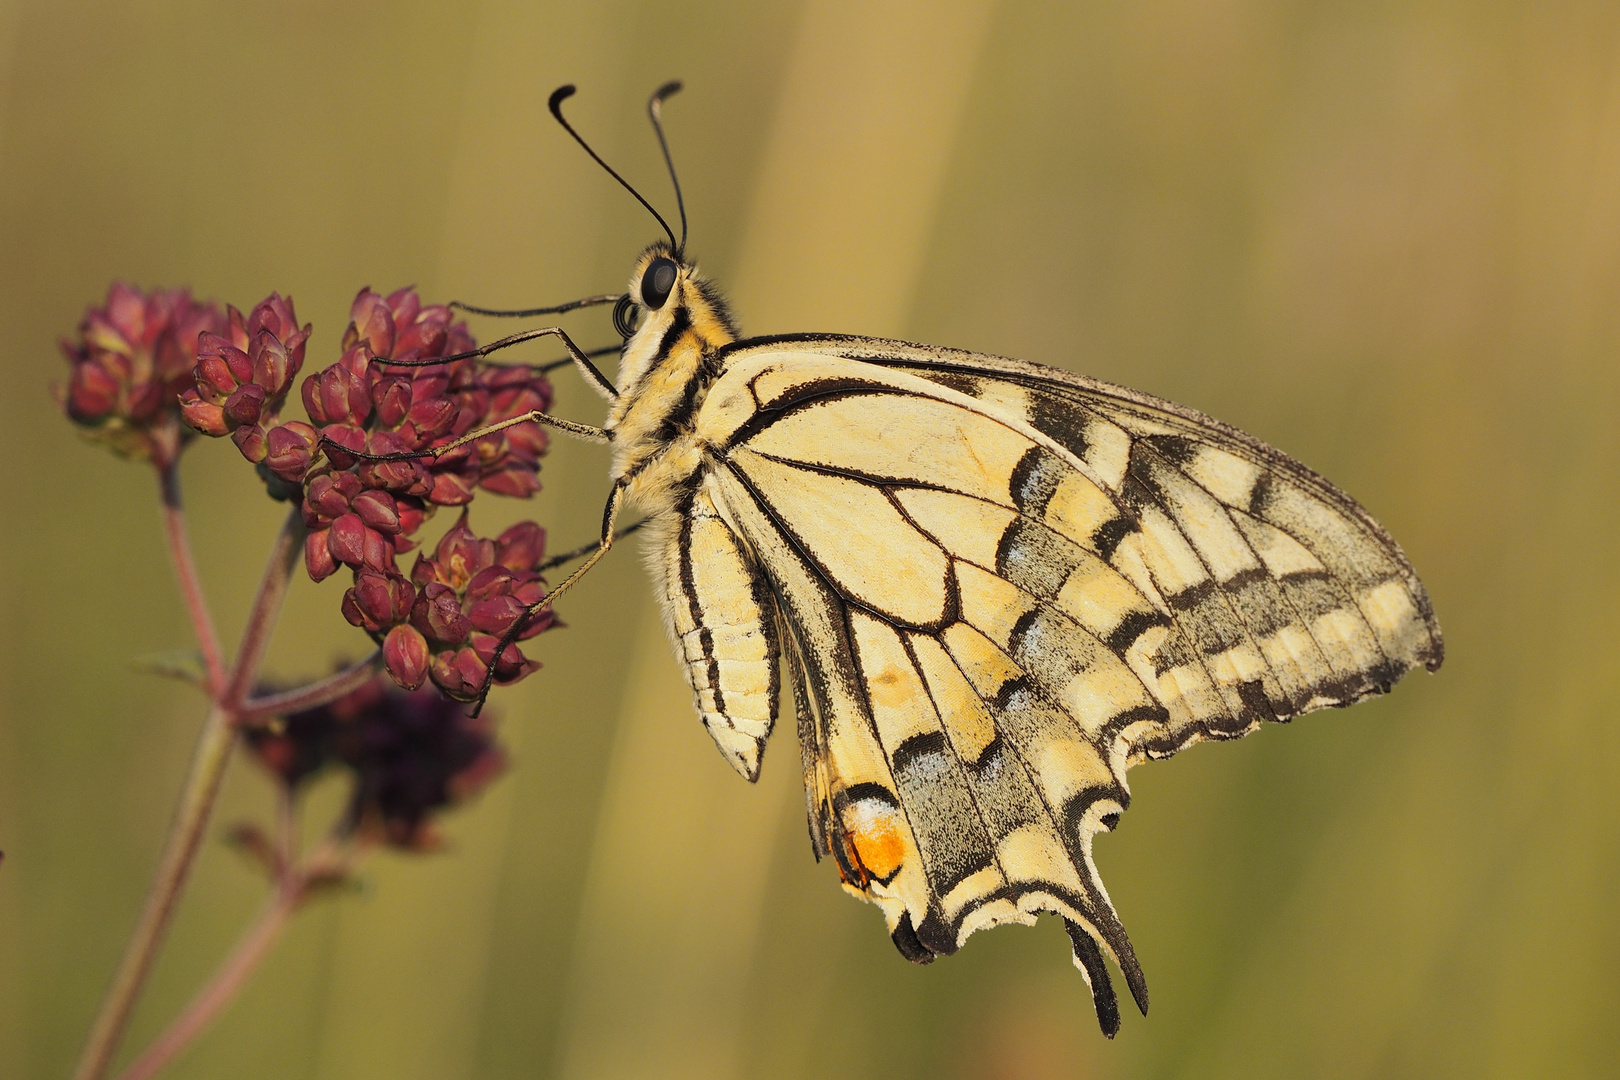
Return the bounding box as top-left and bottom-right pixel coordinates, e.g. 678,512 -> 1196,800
434,83 -> 1444,1037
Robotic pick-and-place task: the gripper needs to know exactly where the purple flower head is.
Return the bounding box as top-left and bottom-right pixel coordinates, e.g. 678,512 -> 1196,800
178,294 -> 311,465
58,283 -> 225,467
244,674 -> 506,850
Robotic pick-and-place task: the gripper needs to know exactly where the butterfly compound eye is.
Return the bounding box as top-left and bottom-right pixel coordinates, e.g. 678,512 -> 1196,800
641,257 -> 678,309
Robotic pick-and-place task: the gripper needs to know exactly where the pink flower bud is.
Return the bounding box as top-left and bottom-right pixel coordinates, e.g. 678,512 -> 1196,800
411,582 -> 471,645
251,330 -> 292,396
222,304 -> 250,352
433,517 -> 491,588
352,570 -> 414,629
264,421 -> 318,483
179,392 -> 229,437
428,471 -> 476,506
386,287 -> 422,329
469,594 -> 527,636
479,465 -> 541,499
465,565 -> 516,603
394,319 -> 446,360
361,525 -> 393,571
429,646 -> 486,700
317,367 -> 355,424
340,588 -> 368,629
306,473 -> 347,519
346,289 -> 396,357
406,394 -> 457,439
223,382 -> 266,426
383,624 -> 430,690
247,293 -> 299,345
320,424 -> 366,469
329,512 -> 368,567
374,378 -> 411,427
396,498 -> 425,537
471,632 -> 536,682
305,530 -> 338,582
352,489 -> 401,533
194,340 -> 243,396
231,423 -> 267,463
301,374 -> 328,424
332,471 -> 363,500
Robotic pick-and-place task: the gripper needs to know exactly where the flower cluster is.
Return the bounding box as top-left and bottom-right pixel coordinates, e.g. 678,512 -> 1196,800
345,515 -> 555,699
176,285 -> 560,699
245,676 -> 505,849
58,283 -> 225,468
178,295 -> 310,470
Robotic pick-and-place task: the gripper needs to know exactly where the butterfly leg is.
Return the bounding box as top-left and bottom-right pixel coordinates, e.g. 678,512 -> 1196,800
450,293 -> 621,318
468,482 -> 627,714
374,325 -> 619,401
317,407 -> 608,473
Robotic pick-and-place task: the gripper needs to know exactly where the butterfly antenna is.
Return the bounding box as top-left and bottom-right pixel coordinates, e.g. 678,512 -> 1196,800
549,85 -> 678,253
647,80 -> 687,256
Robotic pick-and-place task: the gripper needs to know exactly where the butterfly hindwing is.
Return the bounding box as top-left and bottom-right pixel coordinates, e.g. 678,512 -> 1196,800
653,487 -> 780,781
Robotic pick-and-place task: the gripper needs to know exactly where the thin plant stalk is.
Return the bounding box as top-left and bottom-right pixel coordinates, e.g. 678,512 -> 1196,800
70,505 -> 306,1080
158,461 -> 226,696
111,887 -> 303,1080
112,793 -> 342,1080
238,651 -> 382,725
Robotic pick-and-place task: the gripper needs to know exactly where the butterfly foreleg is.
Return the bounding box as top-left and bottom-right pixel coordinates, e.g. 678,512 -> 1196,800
376,324 -> 618,401
317,408 -> 608,471
468,482 -> 626,714
450,293 -> 621,318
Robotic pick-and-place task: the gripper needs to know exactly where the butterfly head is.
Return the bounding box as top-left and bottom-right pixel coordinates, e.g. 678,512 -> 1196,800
613,241 -> 738,395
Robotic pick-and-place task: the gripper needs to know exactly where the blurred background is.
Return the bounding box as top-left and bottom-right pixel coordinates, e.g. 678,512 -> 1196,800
2,1 -> 1617,1077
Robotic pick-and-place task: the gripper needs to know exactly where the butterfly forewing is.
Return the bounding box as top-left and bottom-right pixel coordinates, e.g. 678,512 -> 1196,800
679,336 -> 1440,1030
710,335 -> 1442,763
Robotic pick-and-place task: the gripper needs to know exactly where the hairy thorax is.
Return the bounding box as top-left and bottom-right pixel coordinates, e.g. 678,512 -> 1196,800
606,272 -> 736,517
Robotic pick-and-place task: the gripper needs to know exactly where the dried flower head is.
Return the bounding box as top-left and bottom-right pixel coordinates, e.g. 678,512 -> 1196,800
58,283 -> 225,468
342,513 -> 555,697
294,287 -> 553,582
178,295 -> 310,464
244,675 -> 505,850
172,283 -> 560,707
337,679 -> 505,849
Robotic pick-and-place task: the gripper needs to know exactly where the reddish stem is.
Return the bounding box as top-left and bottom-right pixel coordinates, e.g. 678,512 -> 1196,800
111,792 -> 345,1080
70,506 -> 307,1080
158,463 -> 226,696
111,884 -> 304,1080
236,651 -> 383,726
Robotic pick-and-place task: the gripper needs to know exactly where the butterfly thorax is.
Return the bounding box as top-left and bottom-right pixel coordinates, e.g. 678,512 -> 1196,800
606,246 -> 737,515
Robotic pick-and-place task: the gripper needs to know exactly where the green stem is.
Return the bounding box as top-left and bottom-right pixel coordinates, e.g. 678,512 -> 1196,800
69,505 -> 306,1080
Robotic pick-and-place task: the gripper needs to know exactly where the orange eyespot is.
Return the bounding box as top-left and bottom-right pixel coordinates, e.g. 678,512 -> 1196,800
841,801 -> 906,884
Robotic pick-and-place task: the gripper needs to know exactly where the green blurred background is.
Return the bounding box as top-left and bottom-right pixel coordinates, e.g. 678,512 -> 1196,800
2,1 -> 1617,1077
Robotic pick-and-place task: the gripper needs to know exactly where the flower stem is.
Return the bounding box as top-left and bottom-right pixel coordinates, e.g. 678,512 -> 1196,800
70,505 -> 307,1080
110,886 -> 303,1080
236,651 -> 382,726
157,463 -> 226,696
110,793 -> 341,1080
